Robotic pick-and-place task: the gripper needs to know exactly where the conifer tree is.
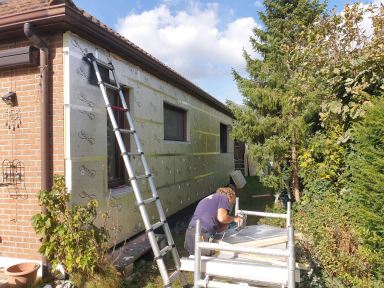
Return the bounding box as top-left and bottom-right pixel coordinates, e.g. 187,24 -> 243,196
348,97 -> 384,249
230,0 -> 325,201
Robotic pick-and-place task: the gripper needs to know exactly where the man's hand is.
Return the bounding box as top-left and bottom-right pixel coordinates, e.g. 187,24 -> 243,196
217,209 -> 246,230
234,214 -> 246,228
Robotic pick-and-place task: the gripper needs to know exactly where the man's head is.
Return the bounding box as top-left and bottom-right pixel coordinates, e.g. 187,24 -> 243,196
216,187 -> 236,205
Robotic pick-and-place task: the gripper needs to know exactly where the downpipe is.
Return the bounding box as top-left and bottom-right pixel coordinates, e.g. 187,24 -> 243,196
24,22 -> 50,276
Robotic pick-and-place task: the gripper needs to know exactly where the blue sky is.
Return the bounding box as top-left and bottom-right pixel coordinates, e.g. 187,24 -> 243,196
73,0 -> 380,104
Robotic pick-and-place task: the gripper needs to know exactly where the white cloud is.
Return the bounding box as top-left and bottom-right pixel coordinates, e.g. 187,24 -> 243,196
254,0 -> 263,8
356,1 -> 383,39
116,2 -> 258,102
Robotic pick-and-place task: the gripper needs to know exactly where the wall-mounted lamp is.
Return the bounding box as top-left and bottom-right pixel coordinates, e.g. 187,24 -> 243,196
2,92 -> 17,107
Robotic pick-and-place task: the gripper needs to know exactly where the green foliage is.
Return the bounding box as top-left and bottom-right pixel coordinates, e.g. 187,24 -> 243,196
348,97 -> 384,234
299,127 -> 347,191
294,4 -> 384,286
230,0 -> 326,201
296,193 -> 380,287
70,264 -> 122,288
32,175 -> 110,277
231,1 -> 384,286
346,96 -> 384,279
123,260 -> 194,288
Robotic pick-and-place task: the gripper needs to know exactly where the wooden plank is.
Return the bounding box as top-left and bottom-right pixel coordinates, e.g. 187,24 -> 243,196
108,232 -> 164,271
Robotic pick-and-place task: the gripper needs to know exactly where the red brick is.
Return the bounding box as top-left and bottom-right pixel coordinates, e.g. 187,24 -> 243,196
0,34 -> 64,261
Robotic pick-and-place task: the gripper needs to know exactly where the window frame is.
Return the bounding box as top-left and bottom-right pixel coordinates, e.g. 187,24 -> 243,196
220,123 -> 228,153
163,102 -> 187,142
107,87 -> 130,188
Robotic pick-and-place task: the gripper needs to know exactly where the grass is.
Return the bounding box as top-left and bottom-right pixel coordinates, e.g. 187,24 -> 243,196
125,176 -> 275,287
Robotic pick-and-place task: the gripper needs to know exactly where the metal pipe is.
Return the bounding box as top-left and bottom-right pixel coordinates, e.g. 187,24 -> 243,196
24,23 -> 49,193
237,209 -> 288,219
287,225 -> 295,288
24,23 -> 48,52
24,22 -> 50,275
194,220 -> 202,288
198,242 -> 290,257
287,200 -> 291,227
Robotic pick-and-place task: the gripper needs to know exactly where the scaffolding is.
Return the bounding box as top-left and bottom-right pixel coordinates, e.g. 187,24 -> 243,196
186,197 -> 296,288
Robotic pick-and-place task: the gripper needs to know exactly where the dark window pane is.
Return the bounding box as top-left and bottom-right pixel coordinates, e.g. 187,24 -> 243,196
220,123 -> 228,153
107,89 -> 129,188
164,104 -> 186,141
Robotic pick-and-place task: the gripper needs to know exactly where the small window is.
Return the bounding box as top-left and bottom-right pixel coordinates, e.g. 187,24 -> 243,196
107,88 -> 129,188
220,123 -> 228,153
164,103 -> 187,141
89,64 -> 110,86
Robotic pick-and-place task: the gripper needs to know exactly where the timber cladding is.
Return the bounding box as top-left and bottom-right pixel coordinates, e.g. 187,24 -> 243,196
0,34 -> 64,263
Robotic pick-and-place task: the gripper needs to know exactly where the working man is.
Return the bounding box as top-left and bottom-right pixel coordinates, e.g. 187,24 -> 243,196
184,186 -> 243,256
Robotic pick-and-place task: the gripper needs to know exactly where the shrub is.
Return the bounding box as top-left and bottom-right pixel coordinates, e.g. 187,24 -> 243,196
346,96 -> 384,282
32,175 -> 110,277
295,192 -> 380,287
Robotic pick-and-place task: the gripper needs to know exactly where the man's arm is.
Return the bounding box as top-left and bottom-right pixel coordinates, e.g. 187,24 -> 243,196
217,208 -> 241,224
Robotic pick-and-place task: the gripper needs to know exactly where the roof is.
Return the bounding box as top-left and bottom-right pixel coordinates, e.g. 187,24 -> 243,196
0,0 -> 233,117
0,0 -> 74,17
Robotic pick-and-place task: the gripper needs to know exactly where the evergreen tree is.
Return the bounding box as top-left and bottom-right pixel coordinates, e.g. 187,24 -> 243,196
348,96 -> 384,250
230,0 -> 325,201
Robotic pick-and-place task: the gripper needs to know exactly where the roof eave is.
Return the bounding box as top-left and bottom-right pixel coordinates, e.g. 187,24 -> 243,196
0,3 -> 233,118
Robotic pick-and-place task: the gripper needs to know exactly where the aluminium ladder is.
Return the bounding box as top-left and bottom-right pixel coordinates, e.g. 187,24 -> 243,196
85,53 -> 189,288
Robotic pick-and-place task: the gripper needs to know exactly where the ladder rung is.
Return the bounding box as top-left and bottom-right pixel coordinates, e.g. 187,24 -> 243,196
131,174 -> 151,181
102,81 -> 120,91
119,128 -> 136,135
121,151 -> 143,157
136,196 -> 159,207
168,270 -> 181,284
148,220 -> 166,232
94,58 -> 114,70
154,244 -> 175,260
111,105 -> 129,112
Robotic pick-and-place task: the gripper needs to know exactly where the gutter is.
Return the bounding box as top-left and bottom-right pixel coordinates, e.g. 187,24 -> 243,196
23,22 -> 50,274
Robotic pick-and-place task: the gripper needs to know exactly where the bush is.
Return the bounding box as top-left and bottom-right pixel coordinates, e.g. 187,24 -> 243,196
346,96 -> 384,282
32,175 -> 110,277
296,192 -> 380,287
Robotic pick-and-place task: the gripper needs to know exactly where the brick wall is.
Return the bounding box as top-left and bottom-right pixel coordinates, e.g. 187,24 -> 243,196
0,34 -> 64,262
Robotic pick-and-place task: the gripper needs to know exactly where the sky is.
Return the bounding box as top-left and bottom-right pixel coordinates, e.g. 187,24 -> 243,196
73,0 -> 382,104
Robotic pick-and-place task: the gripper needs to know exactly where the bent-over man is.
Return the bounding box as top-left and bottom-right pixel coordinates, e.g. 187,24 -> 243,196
184,187 -> 242,256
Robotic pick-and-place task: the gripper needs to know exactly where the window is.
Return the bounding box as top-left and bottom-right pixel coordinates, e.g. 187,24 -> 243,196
220,123 -> 228,153
164,103 -> 187,141
107,88 -> 129,188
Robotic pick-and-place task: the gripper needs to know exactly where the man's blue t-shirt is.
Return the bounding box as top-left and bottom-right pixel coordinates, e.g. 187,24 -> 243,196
188,193 -> 232,234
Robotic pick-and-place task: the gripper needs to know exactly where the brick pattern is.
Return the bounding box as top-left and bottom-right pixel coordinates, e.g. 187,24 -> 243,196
0,0 -> 74,17
0,34 -> 64,261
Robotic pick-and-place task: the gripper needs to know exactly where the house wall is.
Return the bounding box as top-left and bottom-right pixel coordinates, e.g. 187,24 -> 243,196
64,32 -> 234,244
0,35 -> 64,267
